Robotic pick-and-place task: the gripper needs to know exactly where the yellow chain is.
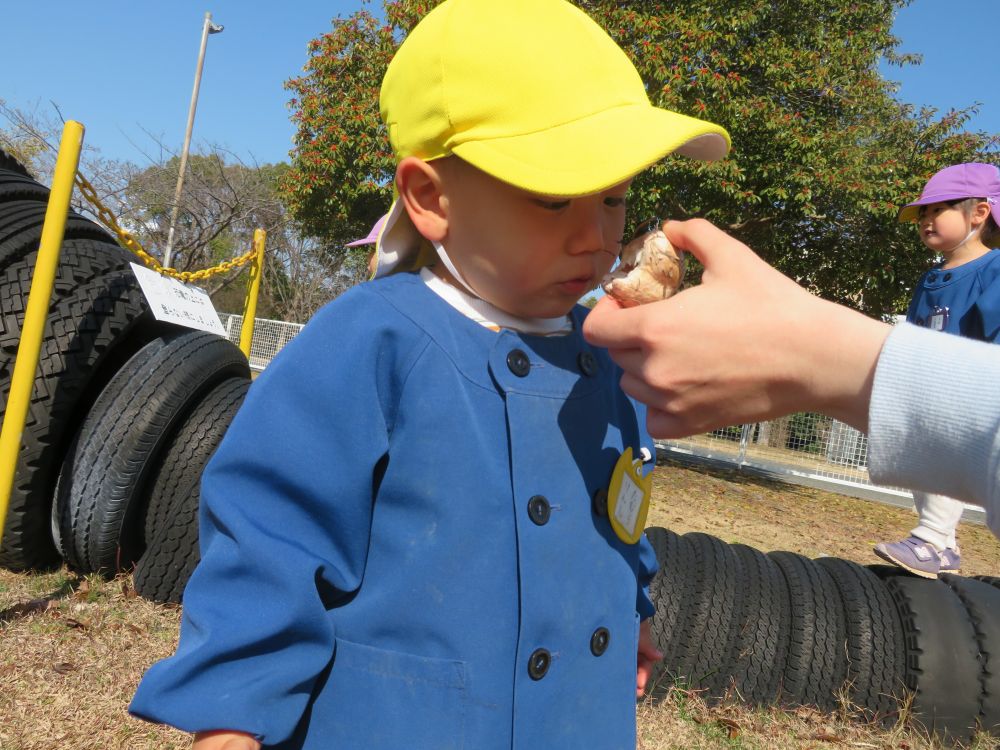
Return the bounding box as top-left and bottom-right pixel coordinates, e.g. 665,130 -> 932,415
73,172 -> 257,283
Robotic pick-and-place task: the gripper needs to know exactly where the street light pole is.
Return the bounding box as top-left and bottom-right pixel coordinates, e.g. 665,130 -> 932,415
163,11 -> 224,269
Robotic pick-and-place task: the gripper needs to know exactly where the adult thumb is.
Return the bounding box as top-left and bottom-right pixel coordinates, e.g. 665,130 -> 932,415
662,218 -> 745,272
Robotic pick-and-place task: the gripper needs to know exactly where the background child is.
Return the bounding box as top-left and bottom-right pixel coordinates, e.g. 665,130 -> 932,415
129,1 -> 730,749
873,162 -> 1000,578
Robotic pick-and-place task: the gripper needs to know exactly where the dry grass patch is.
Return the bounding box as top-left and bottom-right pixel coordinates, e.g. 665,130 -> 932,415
0,571 -> 187,750
638,687 -> 1000,750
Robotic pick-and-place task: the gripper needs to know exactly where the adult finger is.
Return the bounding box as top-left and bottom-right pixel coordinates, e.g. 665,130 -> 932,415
662,218 -> 757,272
582,295 -> 645,349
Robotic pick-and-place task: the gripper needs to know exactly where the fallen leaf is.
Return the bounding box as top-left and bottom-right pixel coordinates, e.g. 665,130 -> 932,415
52,662 -> 77,674
717,718 -> 741,739
73,580 -> 91,601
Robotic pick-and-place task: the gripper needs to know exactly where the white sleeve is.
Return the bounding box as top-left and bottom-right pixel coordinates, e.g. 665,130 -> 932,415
867,322 -> 1000,534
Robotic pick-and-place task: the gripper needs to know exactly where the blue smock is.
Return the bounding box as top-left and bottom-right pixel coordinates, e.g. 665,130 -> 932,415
907,248 -> 1000,342
130,271 -> 658,749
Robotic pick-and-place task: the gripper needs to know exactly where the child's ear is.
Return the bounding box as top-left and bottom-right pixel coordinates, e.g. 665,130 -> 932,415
972,200 -> 992,227
396,157 -> 448,242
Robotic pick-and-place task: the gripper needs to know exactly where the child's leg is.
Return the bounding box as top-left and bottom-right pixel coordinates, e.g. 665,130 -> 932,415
911,492 -> 965,550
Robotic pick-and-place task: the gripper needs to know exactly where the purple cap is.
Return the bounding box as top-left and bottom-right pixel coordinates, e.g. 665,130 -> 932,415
345,214 -> 389,247
898,162 -> 1000,224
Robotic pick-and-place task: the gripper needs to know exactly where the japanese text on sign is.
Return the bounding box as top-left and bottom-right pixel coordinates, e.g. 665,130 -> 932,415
131,263 -> 226,336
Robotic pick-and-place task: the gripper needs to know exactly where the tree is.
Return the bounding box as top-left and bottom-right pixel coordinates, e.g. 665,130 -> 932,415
285,0 -> 997,317
583,1 -> 997,315
124,154 -> 366,320
0,102 -> 358,322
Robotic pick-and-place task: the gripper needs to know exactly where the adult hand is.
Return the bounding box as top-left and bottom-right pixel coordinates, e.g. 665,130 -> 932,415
583,219 -> 889,437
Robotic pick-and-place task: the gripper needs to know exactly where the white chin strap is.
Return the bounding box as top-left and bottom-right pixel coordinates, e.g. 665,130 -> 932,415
432,240 -> 480,298
943,226 -> 981,254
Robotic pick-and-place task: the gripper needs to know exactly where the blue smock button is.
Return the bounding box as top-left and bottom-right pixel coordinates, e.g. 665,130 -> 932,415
528,648 -> 551,680
577,351 -> 597,376
507,349 -> 530,377
528,495 -> 551,525
592,488 -> 608,517
590,627 -> 610,656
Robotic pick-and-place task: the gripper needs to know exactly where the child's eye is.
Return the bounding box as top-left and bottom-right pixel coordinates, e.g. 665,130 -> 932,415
604,196 -> 627,208
534,199 -> 571,211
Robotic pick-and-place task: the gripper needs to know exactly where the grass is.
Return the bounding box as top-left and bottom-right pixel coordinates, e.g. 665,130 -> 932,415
2,458 -> 999,749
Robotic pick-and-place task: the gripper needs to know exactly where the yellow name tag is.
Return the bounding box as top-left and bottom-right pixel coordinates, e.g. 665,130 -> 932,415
607,447 -> 652,545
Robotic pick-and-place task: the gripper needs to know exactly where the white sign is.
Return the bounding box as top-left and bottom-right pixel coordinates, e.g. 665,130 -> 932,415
131,262 -> 226,336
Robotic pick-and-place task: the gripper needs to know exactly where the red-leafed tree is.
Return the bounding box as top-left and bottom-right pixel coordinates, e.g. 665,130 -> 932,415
283,0 -> 998,316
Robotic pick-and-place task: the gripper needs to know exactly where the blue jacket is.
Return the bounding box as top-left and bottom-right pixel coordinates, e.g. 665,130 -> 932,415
130,272 -> 658,749
907,248 -> 1000,342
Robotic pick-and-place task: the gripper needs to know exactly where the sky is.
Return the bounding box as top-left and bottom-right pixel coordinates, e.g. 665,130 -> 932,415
0,1 -> 997,168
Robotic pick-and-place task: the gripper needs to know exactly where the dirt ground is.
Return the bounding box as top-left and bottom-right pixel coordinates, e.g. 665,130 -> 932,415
647,457 -> 1000,576
1,458 -> 999,749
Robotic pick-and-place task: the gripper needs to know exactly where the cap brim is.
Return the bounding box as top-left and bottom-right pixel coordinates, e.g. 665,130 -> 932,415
897,191 -> 998,223
451,104 -> 730,197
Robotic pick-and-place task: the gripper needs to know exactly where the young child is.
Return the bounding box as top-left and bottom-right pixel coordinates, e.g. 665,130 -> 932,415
874,162 -> 1000,578
129,1 -> 730,748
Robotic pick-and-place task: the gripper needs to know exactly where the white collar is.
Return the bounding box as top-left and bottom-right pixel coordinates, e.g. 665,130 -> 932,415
419,268 -> 572,336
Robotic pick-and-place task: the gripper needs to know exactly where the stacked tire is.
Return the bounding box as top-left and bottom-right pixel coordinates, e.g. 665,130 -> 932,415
0,152 -> 160,570
645,526 -> 1000,743
0,150 -> 250,604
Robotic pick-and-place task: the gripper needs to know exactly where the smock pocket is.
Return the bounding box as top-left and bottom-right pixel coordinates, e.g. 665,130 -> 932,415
318,638 -> 467,749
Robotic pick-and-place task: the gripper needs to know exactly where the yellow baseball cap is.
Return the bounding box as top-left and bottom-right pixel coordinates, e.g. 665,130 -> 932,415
374,0 -> 731,277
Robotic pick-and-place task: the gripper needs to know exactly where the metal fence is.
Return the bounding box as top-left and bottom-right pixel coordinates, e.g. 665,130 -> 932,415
658,416 -> 985,522
656,412 -> 917,503
218,313 -> 304,372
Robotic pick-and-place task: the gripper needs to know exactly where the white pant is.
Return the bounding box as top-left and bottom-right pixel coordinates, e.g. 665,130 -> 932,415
910,492 -> 965,550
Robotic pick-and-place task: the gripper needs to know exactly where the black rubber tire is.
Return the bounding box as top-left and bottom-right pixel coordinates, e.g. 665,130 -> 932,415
729,543 -> 790,706
974,575 -> 1000,591
0,149 -> 31,177
133,376 -> 250,604
941,574 -> 1000,734
0,200 -> 112,270
816,556 -> 906,722
644,526 -> 691,695
0,167 -> 49,203
769,550 -> 846,710
0,240 -> 158,570
667,532 -> 743,698
54,329 -> 249,575
871,567 -> 981,742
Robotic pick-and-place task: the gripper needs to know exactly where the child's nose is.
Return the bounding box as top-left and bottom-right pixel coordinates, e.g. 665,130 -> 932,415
569,202 -> 611,254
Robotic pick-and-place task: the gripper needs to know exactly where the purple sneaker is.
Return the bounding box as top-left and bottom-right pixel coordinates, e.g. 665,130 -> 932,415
938,546 -> 962,573
873,536 -> 944,579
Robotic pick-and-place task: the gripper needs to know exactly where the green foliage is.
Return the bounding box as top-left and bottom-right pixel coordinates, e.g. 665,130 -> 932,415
284,0 -> 999,316
784,412 -> 830,454
282,3 -> 413,247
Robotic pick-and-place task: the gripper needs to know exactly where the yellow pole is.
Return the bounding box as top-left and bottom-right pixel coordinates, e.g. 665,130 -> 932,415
238,228 -> 266,358
0,121 -> 84,547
